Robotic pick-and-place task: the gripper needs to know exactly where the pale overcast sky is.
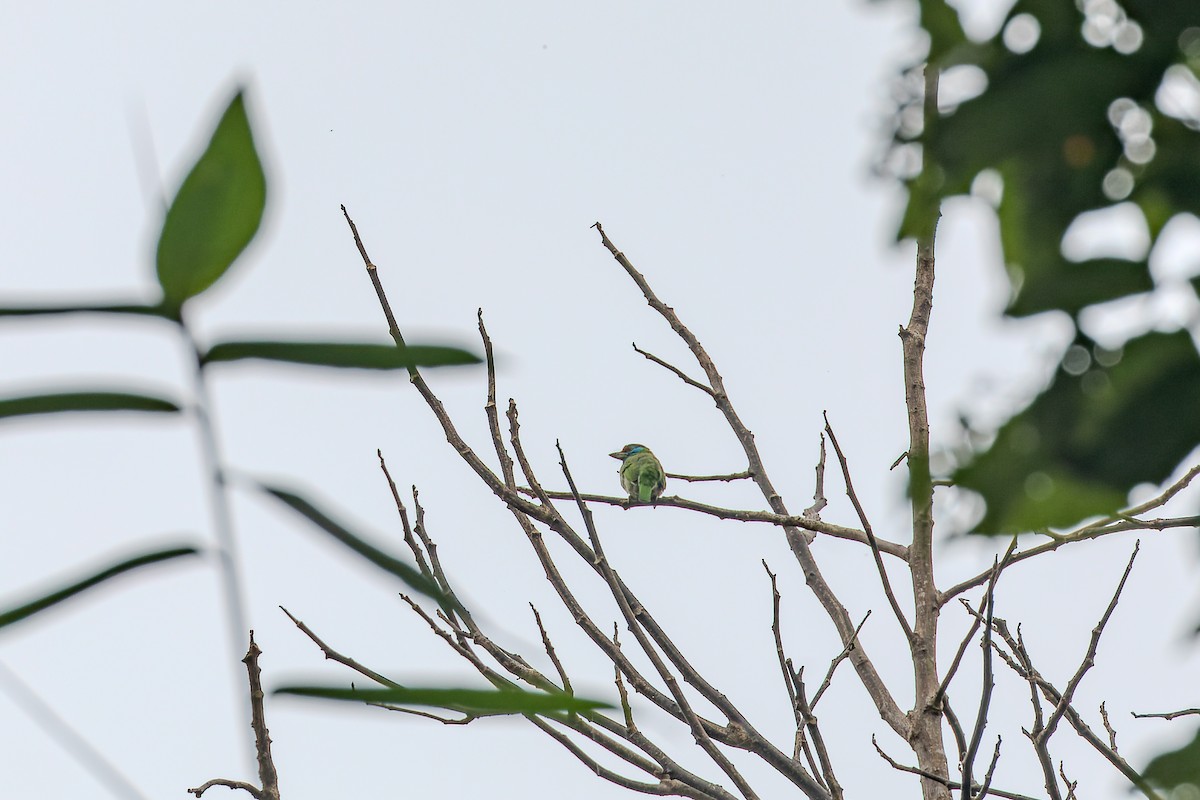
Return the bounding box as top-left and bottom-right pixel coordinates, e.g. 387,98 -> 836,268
3,2 -> 1198,798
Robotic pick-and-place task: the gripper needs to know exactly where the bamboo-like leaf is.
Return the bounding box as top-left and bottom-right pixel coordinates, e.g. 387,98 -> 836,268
156,90 -> 266,311
0,391 -> 180,420
275,685 -> 609,714
0,302 -> 172,320
258,483 -> 452,607
202,340 -> 480,369
0,546 -> 199,630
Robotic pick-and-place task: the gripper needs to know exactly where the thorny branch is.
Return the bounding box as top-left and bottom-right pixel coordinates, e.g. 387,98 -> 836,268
189,632 -> 281,800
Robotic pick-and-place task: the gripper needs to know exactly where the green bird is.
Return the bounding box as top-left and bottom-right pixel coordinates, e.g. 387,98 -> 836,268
609,443 -> 666,503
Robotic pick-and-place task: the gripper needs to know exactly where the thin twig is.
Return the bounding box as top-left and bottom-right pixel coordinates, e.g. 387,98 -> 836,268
667,471 -> 753,483
281,607 -> 401,689
478,309 -> 518,489
976,612 -> 1163,799
1040,542 -> 1140,741
531,604 -> 573,697
962,556 -> 1001,799
976,737 -> 1002,800
823,414 -> 913,641
936,539 -> 1017,707
763,561 -> 799,726
1058,762 -> 1078,800
527,489 -> 908,558
1100,702 -> 1119,753
632,343 -> 715,396
377,450 -> 434,579
872,736 -> 1038,800
794,670 -> 842,800
810,612 -> 872,709
1132,707 -> 1200,720
803,433 -> 828,519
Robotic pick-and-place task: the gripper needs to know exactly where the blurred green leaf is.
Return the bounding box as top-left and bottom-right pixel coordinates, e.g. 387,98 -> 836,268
0,546 -> 198,630
955,331 -> 1200,533
257,483 -> 453,607
921,0 -> 967,63
0,391 -> 180,420
0,302 -> 173,320
276,685 -> 609,715
202,340 -> 480,369
1143,725 -> 1200,790
156,90 -> 265,312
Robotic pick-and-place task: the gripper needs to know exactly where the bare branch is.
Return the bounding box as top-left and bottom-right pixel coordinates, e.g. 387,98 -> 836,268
810,611 -> 872,710
942,695 -> 968,767
667,471 -> 753,483
962,556 -> 1001,799
1040,542 -> 1140,741
1058,762 -> 1078,800
936,540 -> 1017,708
376,451 -> 434,580
478,309 -> 519,489
763,561 -> 799,725
804,433 -> 829,519
282,607 -> 402,689
1132,707 -> 1200,720
975,738 -> 1003,800
824,414 -> 913,642
530,604 -> 573,697
528,489 -> 908,559
632,342 -> 715,396
872,736 -> 1039,800
1099,702 -> 1119,753
189,779 -> 262,799
794,671 -> 843,800
978,614 -> 1164,800
189,632 -> 280,800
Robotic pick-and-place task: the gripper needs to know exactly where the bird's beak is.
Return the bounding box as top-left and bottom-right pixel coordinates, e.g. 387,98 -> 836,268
608,451 -> 624,460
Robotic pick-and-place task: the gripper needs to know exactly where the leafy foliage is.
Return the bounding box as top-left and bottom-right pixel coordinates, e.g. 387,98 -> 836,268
258,484 -> 454,608
899,1 -> 1200,532
1143,725 -> 1200,791
0,546 -> 198,630
156,91 -> 266,315
276,685 -> 609,715
0,391 -> 180,420
203,340 -> 480,370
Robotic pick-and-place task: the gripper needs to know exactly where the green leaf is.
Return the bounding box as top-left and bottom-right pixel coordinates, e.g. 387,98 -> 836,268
920,0 -> 967,63
257,483 -> 453,607
0,302 -> 173,320
275,685 -> 609,715
156,90 -> 266,311
1143,725 -> 1200,790
202,340 -> 480,370
0,391 -> 181,420
0,546 -> 199,630
955,331 -> 1200,533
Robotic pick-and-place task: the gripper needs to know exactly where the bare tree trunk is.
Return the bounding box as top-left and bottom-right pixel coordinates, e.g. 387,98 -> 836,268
902,64 -> 951,800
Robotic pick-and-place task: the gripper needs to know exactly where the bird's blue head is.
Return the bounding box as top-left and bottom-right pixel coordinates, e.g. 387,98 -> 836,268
608,443 -> 649,461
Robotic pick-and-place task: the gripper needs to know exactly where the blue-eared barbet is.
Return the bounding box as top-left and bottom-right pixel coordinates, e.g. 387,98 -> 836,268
609,443 -> 666,503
